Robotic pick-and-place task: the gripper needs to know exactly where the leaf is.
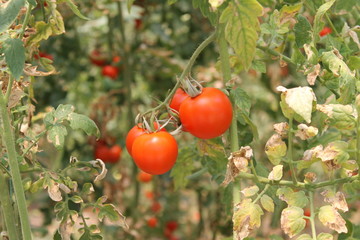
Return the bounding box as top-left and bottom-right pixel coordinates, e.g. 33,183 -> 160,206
89,159 -> 108,183
348,56 -> 360,71
281,206 -> 306,238
317,233 -> 334,240
321,50 -> 356,104
231,88 -> 251,116
296,234 -> 312,240
170,147 -> 195,190
69,195 -> 83,204
260,194 -> 274,212
127,0 -> 135,11
68,113 -> 100,138
265,134 -> 287,165
54,104 -> 74,121
321,190 -> 348,212
47,124 -> 68,149
192,0 -> 218,25
233,199 -> 264,240
295,124 -> 318,140
0,0 -> 25,33
220,0 -> 263,70
4,38 -> 25,80
313,0 -> 336,43
294,15 -> 312,48
277,187 -> 309,208
318,205 -> 347,233
268,165 -> 283,181
241,185 -> 259,197
26,21 -> 53,45
27,0 -> 37,6
315,141 -> 350,169
277,86 -> 316,123
63,0 -> 90,20
44,178 -> 62,202
317,104 -> 356,130
81,183 -> 94,195
209,0 -> 225,9
98,204 -> 128,228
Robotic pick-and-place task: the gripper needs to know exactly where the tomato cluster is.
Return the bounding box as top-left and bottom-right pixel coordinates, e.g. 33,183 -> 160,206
94,140 -> 122,164
89,50 -> 121,79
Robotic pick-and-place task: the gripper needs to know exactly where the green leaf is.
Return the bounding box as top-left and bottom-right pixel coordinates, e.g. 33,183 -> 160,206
4,38 -> 25,80
251,60 -> 266,73
26,21 -> 53,45
265,134 -> 287,165
348,56 -> 360,71
47,124 -> 68,149
98,204 -> 127,229
231,88 -> 251,116
321,51 -> 356,104
27,0 -> 37,6
317,233 -> 334,240
63,0 -> 90,20
294,15 -> 312,48
0,0 -> 25,33
318,205 -> 347,233
241,185 -> 259,197
170,147 -> 195,190
81,183 -> 94,195
167,0 -> 178,5
50,10 -> 65,35
127,0 -> 135,11
69,195 -> 83,204
54,104 -> 74,121
68,113 -> 100,138
277,187 -> 309,208
313,0 -> 336,43
317,104 -> 356,130
296,234 -> 312,240
192,0 -> 218,25
260,194 -> 274,212
220,0 -> 263,70
281,206 -> 306,238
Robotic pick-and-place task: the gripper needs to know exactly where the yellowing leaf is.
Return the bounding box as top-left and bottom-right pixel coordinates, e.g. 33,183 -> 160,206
277,187 -> 309,208
265,134 -> 287,165
295,124 -> 318,140
281,206 -> 306,238
220,0 -> 263,70
317,233 -> 334,240
241,185 -> 259,197
268,165 -> 283,181
317,104 -> 356,130
318,205 -> 347,233
296,234 -> 312,240
260,194 -> 274,212
321,190 -> 348,212
26,21 -> 53,45
313,0 -> 336,43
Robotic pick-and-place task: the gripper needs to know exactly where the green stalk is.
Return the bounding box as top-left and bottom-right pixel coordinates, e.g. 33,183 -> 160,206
19,4 -> 33,39
287,118 -> 298,185
0,174 -> 19,240
218,24 -> 240,240
309,191 -> 317,240
0,92 -> 32,240
257,45 -> 295,66
253,184 -> 270,204
356,106 -> 360,164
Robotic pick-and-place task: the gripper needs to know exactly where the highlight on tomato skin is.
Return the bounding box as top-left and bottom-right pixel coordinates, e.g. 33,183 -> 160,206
131,131 -> 178,175
179,87 -> 233,139
319,26 -> 332,37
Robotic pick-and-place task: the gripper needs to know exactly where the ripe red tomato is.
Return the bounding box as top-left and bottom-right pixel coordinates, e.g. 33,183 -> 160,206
147,217 -> 157,228
179,87 -> 233,139
151,202 -> 162,213
112,55 -> 121,63
169,88 -> 189,113
319,27 -> 332,37
125,122 -> 164,156
102,65 -> 119,79
94,142 -> 122,163
137,171 -> 153,183
35,52 -> 53,61
132,131 -> 178,175
166,221 -> 178,232
145,191 -> 154,200
303,208 -> 310,226
90,50 -> 106,66
135,19 -> 142,30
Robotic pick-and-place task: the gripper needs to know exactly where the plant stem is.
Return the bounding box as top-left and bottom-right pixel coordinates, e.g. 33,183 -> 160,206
0,174 -> 19,240
257,45 -> 295,66
356,107 -> 360,164
287,118 -> 298,185
20,4 -> 33,39
5,76 -> 15,105
140,31 -> 217,117
0,92 -> 32,240
253,184 -> 270,204
309,191 -> 317,240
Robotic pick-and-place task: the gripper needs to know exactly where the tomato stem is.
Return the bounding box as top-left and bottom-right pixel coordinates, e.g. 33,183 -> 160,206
309,191 -> 317,240
287,117 -> 298,185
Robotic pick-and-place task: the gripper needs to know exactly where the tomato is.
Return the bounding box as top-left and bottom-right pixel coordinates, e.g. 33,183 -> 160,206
137,171 -> 153,183
303,208 -> 310,226
125,122 -> 164,156
35,52 -> 53,61
112,55 -> 121,63
166,221 -> 178,232
102,65 -> 119,79
94,141 -> 122,163
147,217 -> 157,228
132,131 -> 178,175
151,202 -> 162,213
135,19 -> 143,30
179,87 -> 233,139
145,191 -> 154,200
319,27 -> 332,37
280,65 -> 289,77
90,50 -> 106,66
169,88 -> 189,113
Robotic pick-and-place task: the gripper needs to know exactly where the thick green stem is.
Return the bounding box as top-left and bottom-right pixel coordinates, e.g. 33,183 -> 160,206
0,93 -> 32,240
309,191 -> 317,240
257,45 -> 295,66
20,4 -> 33,39
0,174 -> 19,240
287,118 -> 298,185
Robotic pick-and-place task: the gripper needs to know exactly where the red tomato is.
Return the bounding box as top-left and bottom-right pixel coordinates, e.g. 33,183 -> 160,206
102,65 -> 119,79
319,27 -> 332,37
147,217 -> 157,228
35,52 -> 53,61
166,221 -> 178,232
179,87 -> 233,139
304,208 -> 310,226
132,131 -> 178,175
280,65 -> 289,77
112,55 -> 121,63
137,171 -> 153,183
169,88 -> 189,113
94,142 -> 122,163
145,191 -> 154,200
151,202 -> 162,213
90,50 -> 106,66
135,19 -> 142,30
125,122 -> 164,156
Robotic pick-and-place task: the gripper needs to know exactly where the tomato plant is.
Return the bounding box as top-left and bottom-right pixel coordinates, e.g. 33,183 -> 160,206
132,132 -> 178,175
179,87 -> 233,139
